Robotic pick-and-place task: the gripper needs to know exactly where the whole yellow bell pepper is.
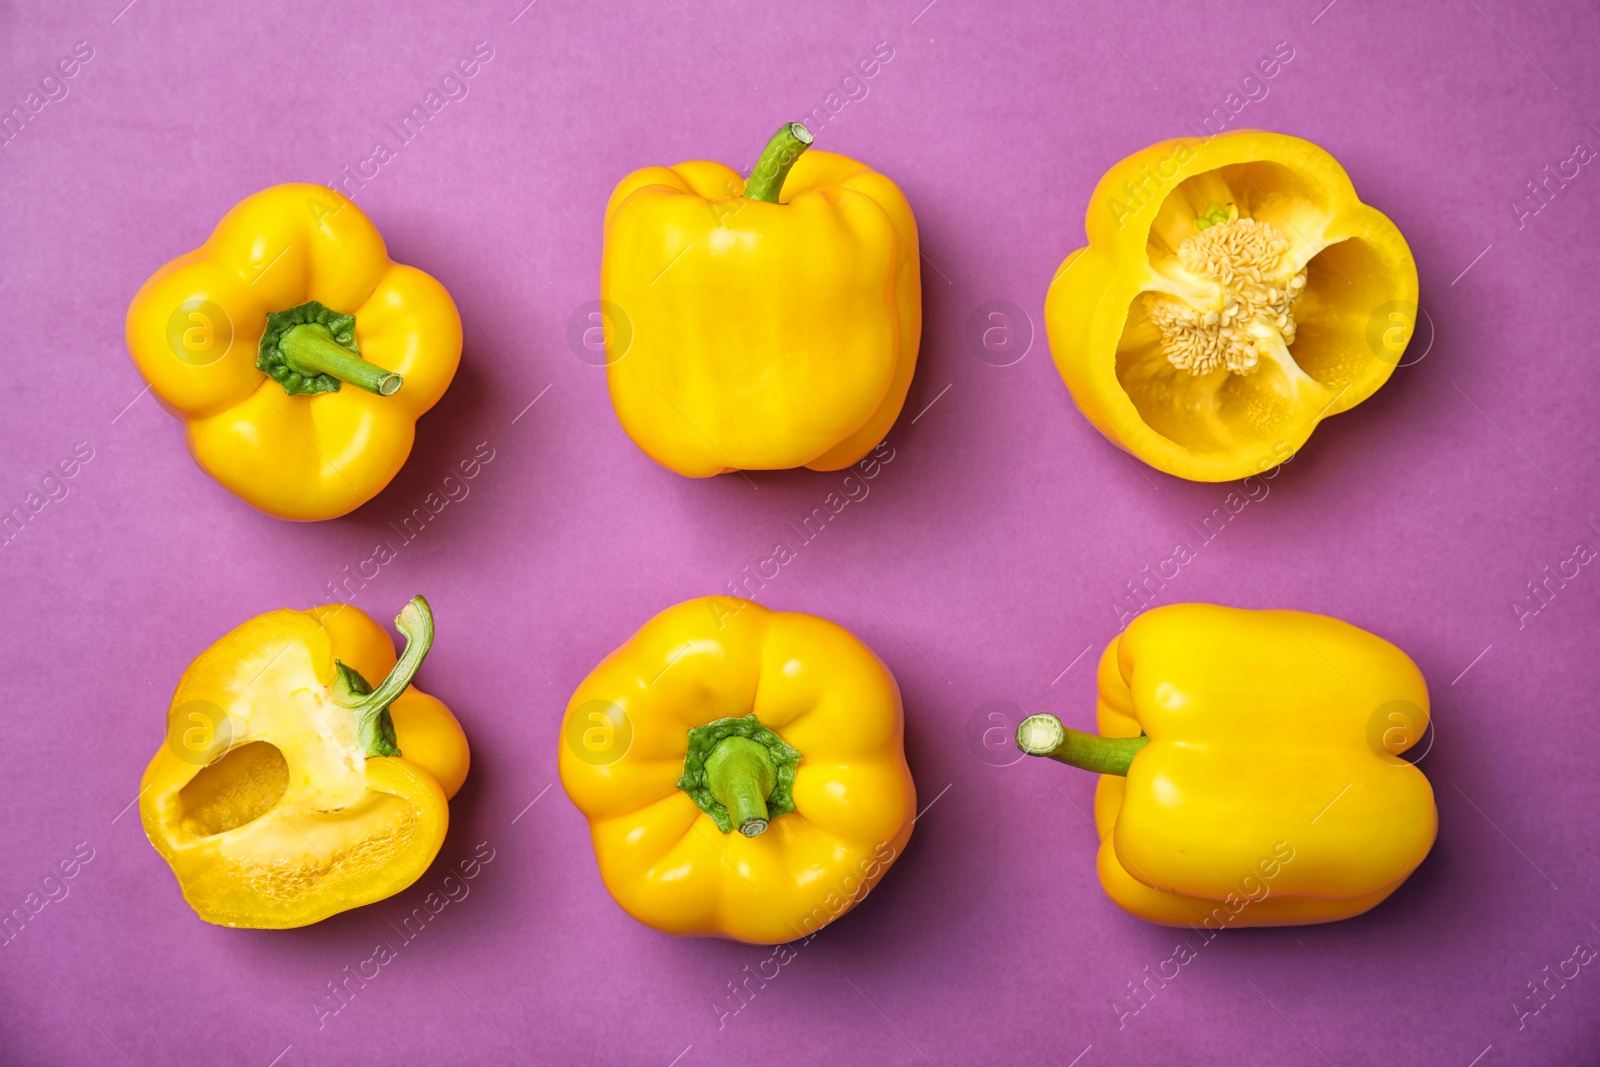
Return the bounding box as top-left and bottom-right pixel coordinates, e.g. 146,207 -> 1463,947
1045,131 -> 1418,481
1017,602 -> 1435,927
559,597 -> 916,943
125,184 -> 462,520
140,596 -> 470,929
601,122 -> 921,477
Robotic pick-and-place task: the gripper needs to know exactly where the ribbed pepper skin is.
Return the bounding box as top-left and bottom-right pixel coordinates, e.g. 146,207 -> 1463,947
125,184 -> 461,519
601,151 -> 921,476
1089,603 -> 1435,927
139,603 -> 469,929
559,597 -> 916,943
1045,131 -> 1417,481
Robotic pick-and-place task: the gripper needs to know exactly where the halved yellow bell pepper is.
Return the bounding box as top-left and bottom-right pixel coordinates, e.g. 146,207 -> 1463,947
140,596 -> 469,929
601,123 -> 921,477
125,184 -> 462,519
559,597 -> 916,943
1017,602 -> 1435,927
1045,131 -> 1418,481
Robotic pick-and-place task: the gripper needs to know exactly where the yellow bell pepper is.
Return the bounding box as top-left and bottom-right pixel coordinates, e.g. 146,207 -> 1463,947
1045,131 -> 1418,481
601,122 -> 921,477
140,596 -> 470,929
559,597 -> 916,943
1017,602 -> 1435,927
125,184 -> 462,520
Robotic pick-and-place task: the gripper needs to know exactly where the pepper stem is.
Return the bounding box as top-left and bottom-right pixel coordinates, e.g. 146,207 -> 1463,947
280,323 -> 402,396
677,714 -> 800,834
1016,713 -> 1150,776
704,737 -> 778,837
333,596 -> 434,758
743,122 -> 814,204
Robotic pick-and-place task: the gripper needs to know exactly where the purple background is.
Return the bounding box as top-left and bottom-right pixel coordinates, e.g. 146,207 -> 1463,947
2,0 -> 1598,1063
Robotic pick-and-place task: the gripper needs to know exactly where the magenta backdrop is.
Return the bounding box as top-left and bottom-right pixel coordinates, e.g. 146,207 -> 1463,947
2,0 -> 1598,1064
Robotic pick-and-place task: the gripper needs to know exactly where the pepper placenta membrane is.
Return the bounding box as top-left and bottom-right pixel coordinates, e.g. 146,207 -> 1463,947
601,122 -> 922,476
125,184 -> 462,520
1045,131 -> 1418,481
1017,602 -> 1435,927
559,597 -> 916,943
139,597 -> 470,929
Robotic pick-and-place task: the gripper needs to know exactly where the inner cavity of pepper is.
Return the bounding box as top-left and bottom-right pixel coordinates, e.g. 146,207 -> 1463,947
177,741 -> 289,836
1142,209 -> 1308,376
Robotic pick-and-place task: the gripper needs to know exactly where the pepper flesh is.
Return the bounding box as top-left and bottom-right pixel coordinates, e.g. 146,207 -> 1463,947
125,184 -> 462,520
1025,603 -> 1435,927
601,127 -> 921,477
139,599 -> 469,929
1045,131 -> 1418,481
559,597 -> 916,943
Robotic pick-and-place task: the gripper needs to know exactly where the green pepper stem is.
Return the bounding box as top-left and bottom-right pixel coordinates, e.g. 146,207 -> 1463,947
743,122 -> 814,204
280,323 -> 401,396
333,596 -> 434,758
704,736 -> 779,837
1016,713 -> 1150,776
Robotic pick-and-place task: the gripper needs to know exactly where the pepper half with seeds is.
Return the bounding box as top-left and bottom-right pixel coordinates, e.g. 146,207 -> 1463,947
1045,131 -> 1418,481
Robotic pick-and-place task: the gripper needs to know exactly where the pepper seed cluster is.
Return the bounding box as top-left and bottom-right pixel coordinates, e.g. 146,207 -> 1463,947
1143,216 -> 1308,376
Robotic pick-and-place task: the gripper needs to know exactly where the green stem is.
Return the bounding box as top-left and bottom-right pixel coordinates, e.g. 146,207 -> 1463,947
1015,713 -> 1150,776
704,737 -> 778,837
743,122 -> 814,204
280,323 -> 402,396
333,596 -> 434,757
677,714 -> 800,835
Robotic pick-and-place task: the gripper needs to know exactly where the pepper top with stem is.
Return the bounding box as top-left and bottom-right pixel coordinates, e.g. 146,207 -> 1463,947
332,595 -> 435,758
258,300 -> 403,397
743,122 -> 814,204
677,713 -> 801,836
1016,713 -> 1150,776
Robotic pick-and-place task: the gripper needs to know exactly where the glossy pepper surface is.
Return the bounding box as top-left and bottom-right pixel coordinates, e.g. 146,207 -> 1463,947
1017,603 -> 1435,927
1045,131 -> 1418,481
601,123 -> 921,477
126,184 -> 462,519
559,597 -> 916,943
140,597 -> 469,929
